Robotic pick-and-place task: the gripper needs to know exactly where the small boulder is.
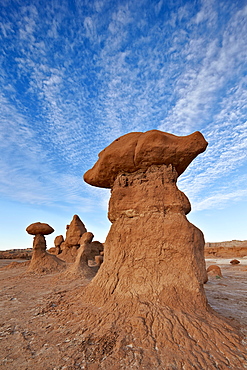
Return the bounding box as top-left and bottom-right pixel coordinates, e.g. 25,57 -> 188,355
230,259 -> 240,265
54,235 -> 64,255
207,265 -> 223,278
54,235 -> 64,247
26,222 -> 54,235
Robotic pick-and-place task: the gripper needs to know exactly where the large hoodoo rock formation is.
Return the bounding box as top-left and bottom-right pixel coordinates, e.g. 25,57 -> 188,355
76,130 -> 247,369
26,222 -> 65,274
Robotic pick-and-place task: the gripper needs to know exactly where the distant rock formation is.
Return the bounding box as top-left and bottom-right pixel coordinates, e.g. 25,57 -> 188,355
54,235 -> 64,254
26,222 -> 65,274
58,215 -> 87,263
205,240 -> 247,258
78,130 -> 246,368
62,232 -> 97,279
0,249 -> 32,260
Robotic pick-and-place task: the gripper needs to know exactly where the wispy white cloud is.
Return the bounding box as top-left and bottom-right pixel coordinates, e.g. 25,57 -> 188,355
194,188 -> 247,212
158,4 -> 247,134
0,0 -> 246,218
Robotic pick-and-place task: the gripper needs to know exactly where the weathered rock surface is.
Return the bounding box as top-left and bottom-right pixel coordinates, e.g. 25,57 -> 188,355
84,130 -> 207,188
62,232 -> 97,279
78,130 -> 246,368
58,215 -> 87,262
53,235 -> 64,255
64,215 -> 87,247
58,245 -> 78,263
85,240 -> 104,261
54,235 -> 64,247
95,255 -> 103,266
26,222 -> 54,235
207,264 -> 223,278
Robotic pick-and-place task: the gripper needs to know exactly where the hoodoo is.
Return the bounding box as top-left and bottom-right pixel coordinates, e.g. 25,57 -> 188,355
58,215 -> 87,262
78,130 -> 246,369
26,222 -> 65,273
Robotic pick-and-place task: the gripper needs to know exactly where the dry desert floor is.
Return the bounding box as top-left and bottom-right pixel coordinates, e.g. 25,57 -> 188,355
0,258 -> 246,369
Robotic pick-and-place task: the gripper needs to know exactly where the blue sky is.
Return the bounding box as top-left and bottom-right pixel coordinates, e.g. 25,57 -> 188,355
0,0 -> 247,250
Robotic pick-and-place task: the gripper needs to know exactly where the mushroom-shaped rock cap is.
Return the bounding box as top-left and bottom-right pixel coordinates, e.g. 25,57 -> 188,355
84,130 -> 208,188
26,222 -> 54,235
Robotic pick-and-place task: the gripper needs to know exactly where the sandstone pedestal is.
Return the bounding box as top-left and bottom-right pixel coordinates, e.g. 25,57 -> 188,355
77,130 -> 246,368
26,222 -> 65,274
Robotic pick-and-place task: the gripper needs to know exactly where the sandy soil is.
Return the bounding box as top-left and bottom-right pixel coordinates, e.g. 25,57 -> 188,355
0,258 -> 246,369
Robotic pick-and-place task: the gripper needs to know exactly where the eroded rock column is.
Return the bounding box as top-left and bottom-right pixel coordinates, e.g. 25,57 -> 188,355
77,130 -> 246,369
87,164 -> 207,312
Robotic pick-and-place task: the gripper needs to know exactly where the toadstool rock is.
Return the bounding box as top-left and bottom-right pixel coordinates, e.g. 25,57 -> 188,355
26,223 -> 65,274
76,129 -> 246,369
54,235 -> 64,247
84,130 -> 207,188
26,222 -> 54,235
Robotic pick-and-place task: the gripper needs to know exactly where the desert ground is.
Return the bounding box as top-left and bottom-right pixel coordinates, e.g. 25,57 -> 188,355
0,257 -> 246,370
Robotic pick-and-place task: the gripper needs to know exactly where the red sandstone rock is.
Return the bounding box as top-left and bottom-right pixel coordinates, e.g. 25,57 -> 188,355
78,130 -> 246,368
62,232 -> 97,279
58,215 -> 87,263
85,240 -> 104,261
230,259 -> 240,265
58,245 -> 78,263
27,233 -> 65,274
84,130 -> 208,188
95,255 -> 103,266
54,235 -> 64,247
64,215 -> 87,247
54,235 -> 64,255
207,265 -> 223,278
26,222 -> 54,235
48,247 -> 56,254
